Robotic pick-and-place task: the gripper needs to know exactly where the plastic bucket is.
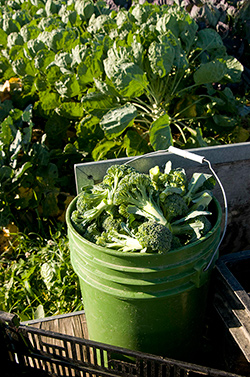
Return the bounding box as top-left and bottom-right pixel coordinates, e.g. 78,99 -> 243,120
66,196 -> 222,360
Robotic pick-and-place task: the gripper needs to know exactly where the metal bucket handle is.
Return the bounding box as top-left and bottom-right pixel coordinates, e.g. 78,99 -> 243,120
124,146 -> 228,272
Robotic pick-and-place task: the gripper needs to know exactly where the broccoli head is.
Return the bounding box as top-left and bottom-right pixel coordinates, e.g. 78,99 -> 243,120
160,193 -> 189,222
83,222 -> 102,243
102,164 -> 137,193
136,220 -> 173,253
101,215 -> 123,233
114,172 -> 168,226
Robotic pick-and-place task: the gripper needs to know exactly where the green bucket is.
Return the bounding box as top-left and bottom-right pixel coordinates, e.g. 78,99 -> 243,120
66,196 -> 222,360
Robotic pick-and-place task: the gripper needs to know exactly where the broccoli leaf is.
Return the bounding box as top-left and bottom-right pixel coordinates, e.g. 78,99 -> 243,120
194,60 -> 227,85
100,103 -> 137,136
148,34 -> 175,78
149,113 -> 173,150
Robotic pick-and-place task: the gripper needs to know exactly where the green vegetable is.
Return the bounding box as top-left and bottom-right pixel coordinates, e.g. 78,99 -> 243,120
172,215 -> 212,243
136,220 -> 172,253
71,164 -> 136,228
71,161 -> 216,253
97,220 -> 172,253
114,171 -> 168,226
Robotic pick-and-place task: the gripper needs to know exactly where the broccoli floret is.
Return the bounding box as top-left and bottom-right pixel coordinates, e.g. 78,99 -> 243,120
96,220 -> 172,254
71,183 -> 113,229
96,228 -> 143,252
71,165 -> 135,229
103,164 -> 137,193
83,222 -> 102,243
160,193 -> 189,222
136,220 -> 172,253
167,168 -> 187,193
149,162 -> 187,195
114,172 -> 168,226
149,165 -> 167,191
102,215 -> 123,233
171,215 -> 212,242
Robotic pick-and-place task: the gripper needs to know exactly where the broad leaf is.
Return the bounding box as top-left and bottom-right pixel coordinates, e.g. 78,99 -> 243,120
123,129 -> 150,156
194,60 -> 226,85
100,103 -> 137,136
196,28 -> 226,57
105,60 -> 148,98
148,34 -> 175,78
224,56 -> 244,83
149,113 -> 173,150
81,92 -> 115,117
92,139 -> 120,161
56,102 -> 84,119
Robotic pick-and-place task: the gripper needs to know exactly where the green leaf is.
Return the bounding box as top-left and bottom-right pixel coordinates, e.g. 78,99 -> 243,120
55,74 -> 81,98
213,114 -> 237,128
149,113 -> 173,150
41,262 -> 55,291
193,60 -> 226,85
34,304 -> 45,319
0,166 -> 13,182
123,129 -> 150,156
100,103 -> 137,136
20,24 -> 41,42
224,56 -> 244,83
7,32 -> 24,49
34,49 -> 55,71
39,91 -> 61,113
26,39 -> 46,58
12,59 -> 37,77
196,28 -> 226,57
0,116 -> 14,147
75,0 -> 95,20
81,92 -> 115,117
56,102 -> 84,119
13,162 -> 33,182
0,100 -> 14,123
92,139 -> 120,161
0,29 -> 7,48
105,61 -> 148,98
148,34 -> 175,78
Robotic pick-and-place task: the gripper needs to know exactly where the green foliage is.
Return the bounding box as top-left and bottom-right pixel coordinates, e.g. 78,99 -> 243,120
0,228 -> 82,321
0,104 -> 84,232
0,0 -> 249,232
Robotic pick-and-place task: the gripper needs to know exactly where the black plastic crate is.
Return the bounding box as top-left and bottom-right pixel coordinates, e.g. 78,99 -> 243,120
0,310 -> 243,377
213,250 -> 250,376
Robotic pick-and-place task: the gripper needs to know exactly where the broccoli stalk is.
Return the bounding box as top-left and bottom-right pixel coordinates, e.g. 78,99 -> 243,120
114,172 -> 168,226
97,231 -> 144,252
97,220 -> 172,253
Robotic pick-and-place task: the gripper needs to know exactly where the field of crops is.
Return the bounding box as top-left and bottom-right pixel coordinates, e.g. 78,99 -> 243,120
0,0 -> 250,320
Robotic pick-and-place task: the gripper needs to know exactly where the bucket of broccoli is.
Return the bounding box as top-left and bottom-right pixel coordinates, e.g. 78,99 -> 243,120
66,161 -> 222,360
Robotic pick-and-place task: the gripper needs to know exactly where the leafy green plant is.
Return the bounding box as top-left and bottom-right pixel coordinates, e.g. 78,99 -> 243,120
0,227 -> 82,321
0,0 -> 246,160
0,0 -> 249,232
0,102 -> 83,232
